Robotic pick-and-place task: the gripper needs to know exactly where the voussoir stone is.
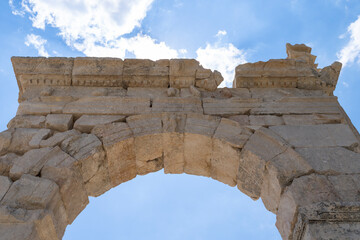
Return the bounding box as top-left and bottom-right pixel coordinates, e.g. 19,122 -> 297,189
0,176 -> 12,201
237,127 -> 288,200
0,153 -> 19,176
1,174 -> 68,239
41,147 -> 89,224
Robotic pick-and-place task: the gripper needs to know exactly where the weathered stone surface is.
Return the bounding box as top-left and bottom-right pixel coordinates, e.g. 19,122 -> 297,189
270,124 -> 358,148
41,147 -> 88,223
185,114 -> 220,137
0,130 -> 13,155
250,88 -> 325,102
0,153 -> 19,176
189,85 -> 201,97
276,174 -> 339,240
327,174 -> 360,202
29,129 -> 52,148
319,61 -> 342,87
16,100 -> 68,115
227,115 -> 249,125
214,118 -> 252,148
170,59 -> 198,88
237,128 -> 288,199
303,222 -> 360,240
0,176 -> 12,201
73,115 -> 125,133
92,122 -> 133,146
261,148 -> 312,213
152,97 -> 202,113
296,147 -> 360,174
203,98 -> 261,116
7,128 -> 39,154
7,115 -> 46,129
184,133 -> 212,177
251,97 -> 341,115
60,134 -> 105,184
127,87 -> 169,99
286,43 -> 316,67
9,147 -> 53,181
39,129 -> 81,148
282,113 -> 344,125
249,115 -> 284,126
72,57 -> 123,87
45,114 -> 73,132
210,139 -> 240,186
63,97 -> 151,116
127,114 -> 163,175
1,174 -> 68,238
163,132 -> 184,174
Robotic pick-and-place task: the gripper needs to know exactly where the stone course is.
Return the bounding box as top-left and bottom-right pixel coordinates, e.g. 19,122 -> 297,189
1,43 -> 359,239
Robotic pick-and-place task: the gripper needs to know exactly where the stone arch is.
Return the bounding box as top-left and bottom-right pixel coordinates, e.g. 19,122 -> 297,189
1,44 -> 360,239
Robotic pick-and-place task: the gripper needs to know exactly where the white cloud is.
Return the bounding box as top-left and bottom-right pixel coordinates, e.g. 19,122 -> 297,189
337,16 -> 360,66
25,34 -> 49,57
13,0 -> 179,59
196,32 -> 247,87
216,30 -> 227,37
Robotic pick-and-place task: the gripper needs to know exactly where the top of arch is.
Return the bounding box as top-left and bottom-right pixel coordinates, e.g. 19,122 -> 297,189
11,43 -> 342,101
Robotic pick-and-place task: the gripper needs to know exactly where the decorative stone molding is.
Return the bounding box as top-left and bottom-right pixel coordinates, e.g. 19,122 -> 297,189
1,44 -> 359,239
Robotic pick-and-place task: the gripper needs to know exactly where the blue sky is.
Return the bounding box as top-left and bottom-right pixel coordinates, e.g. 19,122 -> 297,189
1,0 -> 360,239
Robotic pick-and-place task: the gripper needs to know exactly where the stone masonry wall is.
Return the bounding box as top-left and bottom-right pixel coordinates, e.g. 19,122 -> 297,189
0,44 -> 359,240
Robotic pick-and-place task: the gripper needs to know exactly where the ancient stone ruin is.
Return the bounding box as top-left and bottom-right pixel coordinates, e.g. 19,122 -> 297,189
0,43 -> 359,239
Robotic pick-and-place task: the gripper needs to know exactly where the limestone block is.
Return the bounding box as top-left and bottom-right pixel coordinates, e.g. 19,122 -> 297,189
1,174 -> 68,239
296,147 -> 360,175
0,221 -> 59,240
286,43 -> 316,66
328,174 -> 360,202
29,129 -> 52,148
105,138 -> 136,187
16,99 -> 68,115
126,114 -> 163,136
41,147 -> 88,223
203,98 -> 261,116
9,147 -> 54,181
276,174 -> 339,240
237,128 -> 288,199
270,124 -> 358,148
282,113 -> 344,125
152,97 -> 203,113
249,115 -> 284,126
91,122 -> 133,146
60,134 -> 105,183
72,57 -> 123,86
45,114 -> 73,132
210,139 -> 240,187
12,57 -> 73,94
251,97 -> 341,115
63,96 -> 151,116
127,114 -> 164,175
84,161 -> 111,197
0,176 -> 12,201
7,115 -> 46,129
0,130 -> 13,155
213,118 -> 252,148
185,114 -> 220,137
123,59 -> 169,88
227,115 -> 250,125
73,115 -> 126,133
195,70 -> 223,91
163,132 -> 184,174
261,148 -> 312,213
0,153 -> 19,176
249,88 -> 325,102
127,87 -> 169,99
39,129 -> 81,148
189,85 -> 201,97
319,61 -> 342,86
303,222 -> 360,240
184,133 -> 212,177
170,59 -> 198,88
7,128 -> 39,154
